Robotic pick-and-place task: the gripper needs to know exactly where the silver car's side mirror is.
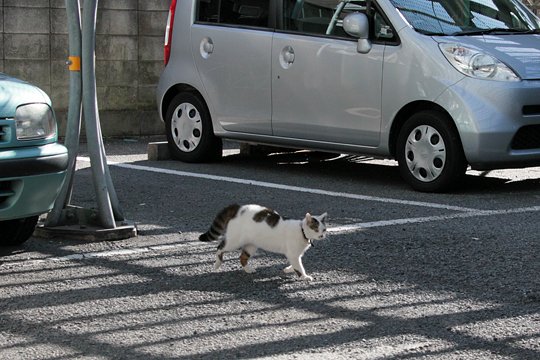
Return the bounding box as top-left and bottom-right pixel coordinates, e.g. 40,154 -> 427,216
343,13 -> 372,54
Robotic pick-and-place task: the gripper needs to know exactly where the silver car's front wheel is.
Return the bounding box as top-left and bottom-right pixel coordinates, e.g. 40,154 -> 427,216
171,102 -> 202,153
397,110 -> 466,192
404,125 -> 446,183
165,93 -> 222,163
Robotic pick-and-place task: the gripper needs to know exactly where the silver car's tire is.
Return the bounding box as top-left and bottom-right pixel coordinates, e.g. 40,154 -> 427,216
397,111 -> 466,192
165,93 -> 222,162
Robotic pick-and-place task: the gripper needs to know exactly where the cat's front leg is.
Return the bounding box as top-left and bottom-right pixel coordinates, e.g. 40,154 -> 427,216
283,265 -> 295,273
287,256 -> 313,281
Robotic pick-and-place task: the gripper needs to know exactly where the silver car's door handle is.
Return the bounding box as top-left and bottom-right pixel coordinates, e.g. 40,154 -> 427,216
200,38 -> 214,58
283,49 -> 295,64
279,46 -> 295,69
203,41 -> 214,54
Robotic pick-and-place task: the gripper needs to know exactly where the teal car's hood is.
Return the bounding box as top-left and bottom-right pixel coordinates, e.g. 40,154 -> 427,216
0,73 -> 49,118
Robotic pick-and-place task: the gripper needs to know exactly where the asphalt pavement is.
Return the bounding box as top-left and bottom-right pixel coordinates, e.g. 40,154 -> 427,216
0,138 -> 539,359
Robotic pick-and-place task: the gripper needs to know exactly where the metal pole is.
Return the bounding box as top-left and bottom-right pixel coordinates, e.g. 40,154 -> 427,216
81,0 -> 116,228
37,0 -> 136,241
99,117 -> 125,221
45,0 -> 82,227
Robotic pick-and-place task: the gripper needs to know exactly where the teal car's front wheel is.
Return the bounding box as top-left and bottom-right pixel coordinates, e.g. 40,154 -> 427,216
0,216 -> 39,246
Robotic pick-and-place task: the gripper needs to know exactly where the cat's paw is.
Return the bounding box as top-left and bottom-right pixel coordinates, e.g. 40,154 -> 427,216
214,260 -> 222,270
300,274 -> 313,281
243,265 -> 256,274
283,265 -> 295,273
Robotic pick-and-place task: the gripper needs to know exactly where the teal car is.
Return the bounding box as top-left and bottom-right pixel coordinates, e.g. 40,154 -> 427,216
0,73 -> 68,246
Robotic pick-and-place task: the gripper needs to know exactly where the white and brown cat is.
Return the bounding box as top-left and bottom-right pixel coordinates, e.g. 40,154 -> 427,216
199,204 -> 328,281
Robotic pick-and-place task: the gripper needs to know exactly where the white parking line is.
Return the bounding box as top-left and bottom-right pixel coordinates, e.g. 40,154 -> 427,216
7,204 -> 538,267
1,243 -> 194,268
71,158 -> 540,254
83,158 -> 479,212
2,158 -> 532,268
329,205 -> 540,234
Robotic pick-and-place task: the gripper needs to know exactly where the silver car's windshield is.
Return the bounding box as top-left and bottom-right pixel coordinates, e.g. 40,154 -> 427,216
388,0 -> 540,35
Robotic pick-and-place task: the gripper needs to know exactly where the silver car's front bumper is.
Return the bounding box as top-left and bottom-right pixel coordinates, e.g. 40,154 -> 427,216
439,77 -> 540,170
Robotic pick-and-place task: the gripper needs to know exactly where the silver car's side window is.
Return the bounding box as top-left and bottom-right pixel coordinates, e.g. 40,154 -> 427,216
282,0 -> 396,41
282,0 -> 338,35
196,0 -> 271,28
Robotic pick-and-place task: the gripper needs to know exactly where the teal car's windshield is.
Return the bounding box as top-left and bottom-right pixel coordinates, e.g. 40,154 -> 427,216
388,0 -> 540,35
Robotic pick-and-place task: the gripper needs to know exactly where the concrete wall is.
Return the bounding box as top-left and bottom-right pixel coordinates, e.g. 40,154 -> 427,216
0,0 -> 168,137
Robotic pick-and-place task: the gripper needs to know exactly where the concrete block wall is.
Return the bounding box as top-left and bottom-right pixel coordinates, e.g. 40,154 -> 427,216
0,0 -> 168,138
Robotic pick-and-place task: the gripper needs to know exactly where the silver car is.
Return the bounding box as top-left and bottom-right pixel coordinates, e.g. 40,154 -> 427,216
156,0 -> 540,192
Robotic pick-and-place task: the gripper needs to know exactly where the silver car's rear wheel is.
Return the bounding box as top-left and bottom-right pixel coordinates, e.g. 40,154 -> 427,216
165,92 -> 222,163
404,125 -> 446,183
171,102 -> 202,153
397,110 -> 466,192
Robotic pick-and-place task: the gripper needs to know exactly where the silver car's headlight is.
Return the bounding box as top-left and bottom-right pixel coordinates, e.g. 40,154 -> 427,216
15,103 -> 56,140
439,43 -> 520,82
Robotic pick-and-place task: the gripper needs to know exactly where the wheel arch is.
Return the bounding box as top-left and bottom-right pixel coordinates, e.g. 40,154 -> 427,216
160,84 -> 208,123
388,101 -> 462,158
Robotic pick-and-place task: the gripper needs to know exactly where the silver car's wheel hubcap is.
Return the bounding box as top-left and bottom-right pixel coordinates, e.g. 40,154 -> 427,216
171,102 -> 202,153
405,125 -> 446,182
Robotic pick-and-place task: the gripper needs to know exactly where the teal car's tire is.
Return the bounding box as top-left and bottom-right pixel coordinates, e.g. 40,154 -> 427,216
0,216 -> 39,246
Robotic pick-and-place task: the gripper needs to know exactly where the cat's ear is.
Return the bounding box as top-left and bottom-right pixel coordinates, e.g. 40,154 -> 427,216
305,213 -> 312,222
320,212 -> 328,223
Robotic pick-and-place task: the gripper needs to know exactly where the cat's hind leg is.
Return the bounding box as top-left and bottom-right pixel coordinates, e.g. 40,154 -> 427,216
240,245 -> 257,273
214,239 -> 226,270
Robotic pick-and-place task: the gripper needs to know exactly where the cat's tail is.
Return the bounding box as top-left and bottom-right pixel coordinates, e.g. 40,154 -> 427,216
199,204 -> 241,242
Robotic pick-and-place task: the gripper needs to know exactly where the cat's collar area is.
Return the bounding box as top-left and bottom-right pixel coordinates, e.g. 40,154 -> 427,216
300,223 -> 314,247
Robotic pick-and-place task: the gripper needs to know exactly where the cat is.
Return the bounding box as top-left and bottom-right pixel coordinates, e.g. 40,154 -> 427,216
199,204 -> 328,281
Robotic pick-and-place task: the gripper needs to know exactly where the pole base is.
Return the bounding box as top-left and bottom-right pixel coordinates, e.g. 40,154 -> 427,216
34,206 -> 137,241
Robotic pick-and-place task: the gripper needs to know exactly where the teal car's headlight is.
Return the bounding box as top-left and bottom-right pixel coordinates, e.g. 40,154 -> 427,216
439,43 -> 520,82
15,103 -> 56,140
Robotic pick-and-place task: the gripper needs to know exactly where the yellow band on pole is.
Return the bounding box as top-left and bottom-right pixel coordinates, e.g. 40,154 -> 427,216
68,56 -> 81,71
